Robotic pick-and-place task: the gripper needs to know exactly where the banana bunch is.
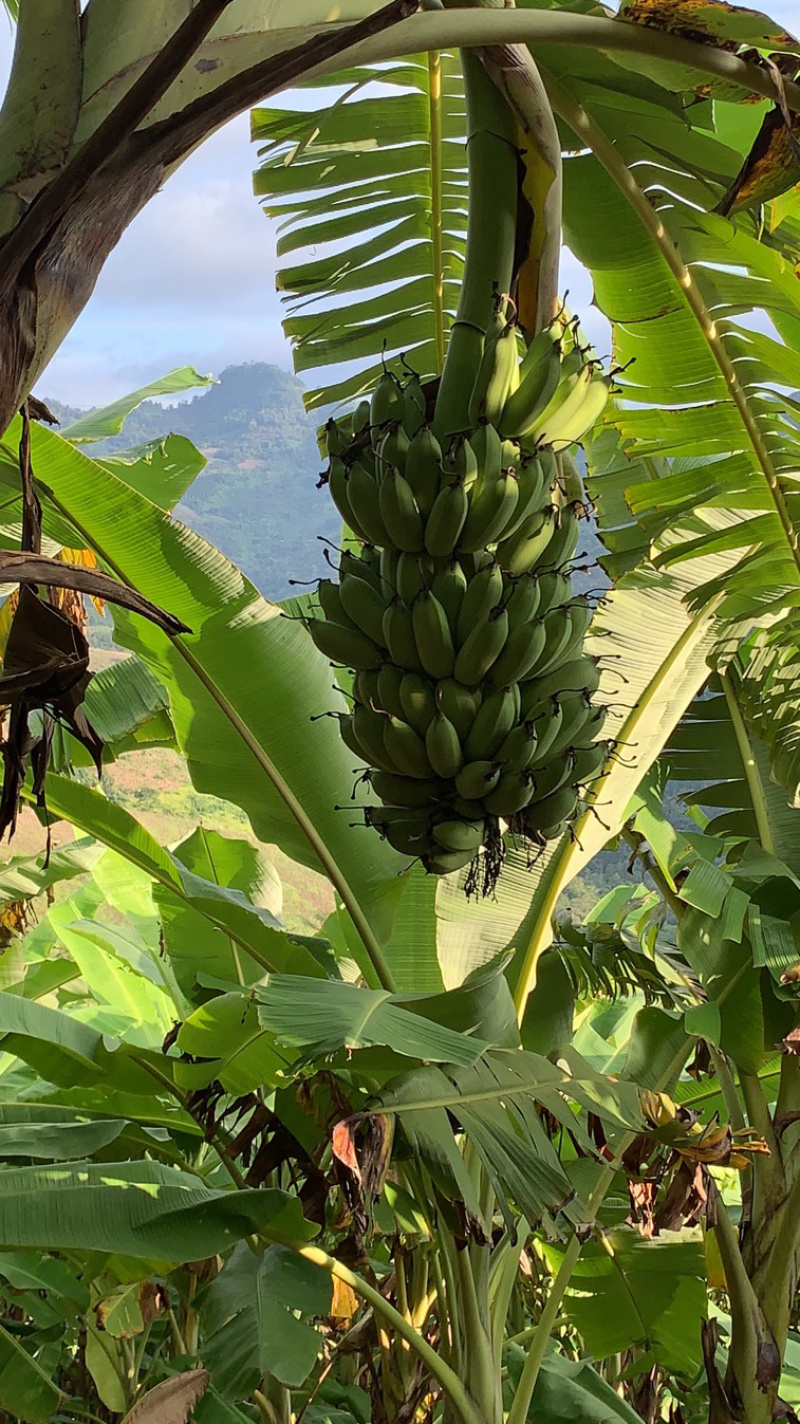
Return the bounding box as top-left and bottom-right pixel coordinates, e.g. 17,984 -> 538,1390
306,311 -> 608,888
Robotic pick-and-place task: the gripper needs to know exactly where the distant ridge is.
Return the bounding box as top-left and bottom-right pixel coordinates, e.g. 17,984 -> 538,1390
45,363 -> 341,602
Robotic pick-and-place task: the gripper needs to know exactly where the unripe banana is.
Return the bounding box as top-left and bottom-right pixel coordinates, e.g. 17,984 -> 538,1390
530,696 -> 594,765
436,679 -> 481,741
499,328 -> 562,438
458,469 -> 520,553
497,508 -> 558,576
353,399 -> 371,436
403,374 -> 427,437
426,711 -> 464,778
383,599 -> 424,672
384,716 -> 434,779
307,619 -> 381,670
369,770 -> 448,807
432,818 -> 485,853
504,573 -> 541,627
378,468 -> 425,553
524,701 -> 564,765
317,578 -> 354,627
425,847 -> 476,875
339,575 -> 389,646
499,456 -> 547,542
533,755 -> 577,804
540,508 -> 579,570
442,434 -> 479,489
327,457 -> 366,539
348,463 -> 391,547
521,786 -> 580,838
379,547 -> 400,596
340,714 -> 366,763
469,319 -> 520,426
538,368 -> 611,449
470,421 -> 503,488
526,607 -> 574,681
536,570 -> 571,611
528,654 -> 600,701
354,704 -> 396,770
424,479 -> 470,557
572,741 -> 609,784
453,606 -> 509,685
487,619 -> 548,687
455,760 -> 502,800
464,685 -> 518,761
384,823 -> 433,856
412,590 -> 456,679
452,795 -> 486,819
371,370 -> 404,429
523,347 -> 585,440
377,664 -> 405,718
483,769 -> 535,816
375,421 -> 411,475
397,553 -> 434,604
340,548 -> 381,594
496,721 -> 538,771
324,418 -> 349,458
405,426 -> 442,518
431,561 -> 468,634
456,562 -> 504,646
354,669 -> 380,708
400,673 -> 436,737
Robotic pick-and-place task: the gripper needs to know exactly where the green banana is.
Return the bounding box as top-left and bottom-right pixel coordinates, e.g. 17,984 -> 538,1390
456,562 -> 504,646
340,549 -> 381,594
521,786 -> 580,838
412,590 -> 456,679
339,575 -> 389,646
397,553 -> 433,604
353,669 -> 380,707
353,399 -> 371,436
384,716 -> 434,779
371,370 -> 404,429
469,318 -> 520,426
403,374 -> 427,437
432,561 -> 468,634
528,654 -> 600,701
307,619 -> 381,670
340,714 -> 366,763
328,457 -> 366,539
369,771 -> 448,807
383,599 -> 424,672
432,818 -> 485,853
526,606 -> 575,681
348,462 -> 391,547
470,421 -> 503,488
483,769 -> 535,816
498,456 -> 547,542
436,679 -> 481,741
400,673 -> 436,737
524,700 -> 564,763
464,685 -> 519,760
426,711 -> 464,778
496,722 -> 538,771
536,570 -> 571,611
524,346 -> 586,440
487,618 -> 548,687
353,705 -> 397,770
538,369 -> 611,449
442,434 -> 479,489
424,479 -> 470,557
404,426 -> 442,518
458,469 -> 519,553
571,740 -> 609,784
376,663 -> 405,718
453,606 -> 509,685
379,547 -> 400,596
540,508 -> 579,570
529,755 -> 574,804
425,847 -> 476,875
455,760 -> 502,800
375,421 -> 411,474
530,695 -> 593,764
317,578 -> 354,627
497,508 -> 558,576
499,325 -> 562,438
384,822 -> 433,856
504,573 -> 541,626
379,469 -> 425,553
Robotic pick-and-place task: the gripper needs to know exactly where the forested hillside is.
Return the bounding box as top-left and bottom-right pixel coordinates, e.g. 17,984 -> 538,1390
47,363 -> 341,600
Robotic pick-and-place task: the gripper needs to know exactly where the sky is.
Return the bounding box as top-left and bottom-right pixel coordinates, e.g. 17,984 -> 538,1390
1,4 -> 799,408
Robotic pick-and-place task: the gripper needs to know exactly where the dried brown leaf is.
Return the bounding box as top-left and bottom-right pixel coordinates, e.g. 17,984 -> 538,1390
120,1369 -> 209,1424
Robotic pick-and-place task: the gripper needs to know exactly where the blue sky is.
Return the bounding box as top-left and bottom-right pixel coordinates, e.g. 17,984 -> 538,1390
1,5 -> 799,407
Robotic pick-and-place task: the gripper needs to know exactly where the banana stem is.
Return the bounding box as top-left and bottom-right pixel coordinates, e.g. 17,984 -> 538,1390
433,49 -> 518,436
480,41 -> 562,334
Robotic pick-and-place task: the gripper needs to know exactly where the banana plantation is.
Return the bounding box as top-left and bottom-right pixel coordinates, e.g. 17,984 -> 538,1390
3,0 -> 800,1420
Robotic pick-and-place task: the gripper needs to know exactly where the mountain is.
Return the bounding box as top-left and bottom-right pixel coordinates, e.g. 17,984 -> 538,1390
46,363 -> 342,602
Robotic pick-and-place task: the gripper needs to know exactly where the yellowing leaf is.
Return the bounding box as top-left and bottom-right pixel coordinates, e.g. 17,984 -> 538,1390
330,1277 -> 358,1319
